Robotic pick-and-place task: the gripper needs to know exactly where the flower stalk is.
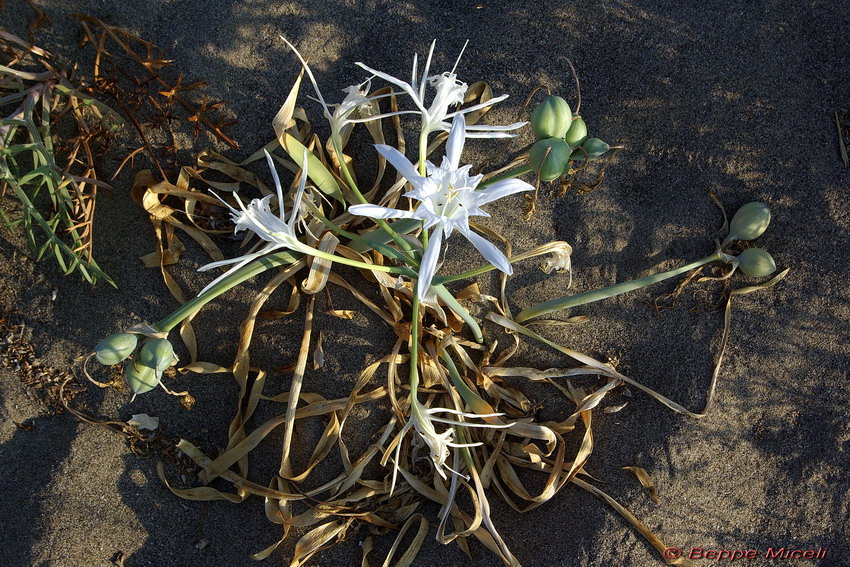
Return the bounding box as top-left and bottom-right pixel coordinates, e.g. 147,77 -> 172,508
515,251 -> 721,322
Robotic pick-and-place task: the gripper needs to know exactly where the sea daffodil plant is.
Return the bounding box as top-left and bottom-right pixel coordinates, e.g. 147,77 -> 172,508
84,37 -> 786,567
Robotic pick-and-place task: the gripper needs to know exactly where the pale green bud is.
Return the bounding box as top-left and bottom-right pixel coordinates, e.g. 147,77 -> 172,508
124,360 -> 160,394
723,202 -> 771,247
138,339 -> 176,374
531,96 -> 572,139
563,116 -> 588,146
530,138 -> 571,181
94,333 -> 138,365
737,247 -> 776,277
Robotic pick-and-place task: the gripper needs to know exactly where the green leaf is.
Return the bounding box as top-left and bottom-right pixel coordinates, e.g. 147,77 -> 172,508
279,133 -> 344,204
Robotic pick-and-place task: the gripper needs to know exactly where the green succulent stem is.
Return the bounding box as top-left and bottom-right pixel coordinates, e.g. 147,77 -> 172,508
514,251 -> 721,323
154,246 -> 417,333
306,202 -> 418,266
154,252 -> 299,332
409,294 -> 421,396
432,249 -> 541,285
417,130 -> 429,177
333,137 -> 414,255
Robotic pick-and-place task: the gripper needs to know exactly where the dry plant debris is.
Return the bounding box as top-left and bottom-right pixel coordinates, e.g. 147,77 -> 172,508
1,310 -> 82,415
73,14 -> 239,180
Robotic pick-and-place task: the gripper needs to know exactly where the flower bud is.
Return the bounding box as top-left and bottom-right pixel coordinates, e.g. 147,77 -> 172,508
571,138 -> 610,162
138,338 -> 177,374
94,333 -> 138,365
724,202 -> 771,246
737,247 -> 776,277
564,116 -> 588,146
124,360 -> 160,394
531,95 -> 572,139
530,138 -> 571,181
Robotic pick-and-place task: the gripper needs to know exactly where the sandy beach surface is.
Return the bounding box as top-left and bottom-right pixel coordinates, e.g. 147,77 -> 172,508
1,1 -> 849,566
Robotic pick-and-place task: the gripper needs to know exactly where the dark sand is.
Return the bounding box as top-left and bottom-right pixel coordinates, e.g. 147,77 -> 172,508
1,1 -> 849,566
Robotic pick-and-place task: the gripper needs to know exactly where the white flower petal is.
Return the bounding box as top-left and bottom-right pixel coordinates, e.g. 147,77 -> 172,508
419,40 -> 436,101
374,144 -> 425,186
462,228 -> 512,275
445,114 -> 466,169
263,150 -> 286,222
476,178 -> 534,205
465,121 -> 528,131
355,62 -> 428,115
348,203 -> 419,220
444,93 -> 510,119
417,224 -> 444,299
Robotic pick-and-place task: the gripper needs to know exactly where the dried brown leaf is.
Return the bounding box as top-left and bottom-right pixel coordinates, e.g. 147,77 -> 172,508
623,466 -> 660,504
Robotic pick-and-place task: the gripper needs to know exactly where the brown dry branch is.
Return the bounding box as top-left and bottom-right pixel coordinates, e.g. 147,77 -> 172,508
73,14 -> 239,179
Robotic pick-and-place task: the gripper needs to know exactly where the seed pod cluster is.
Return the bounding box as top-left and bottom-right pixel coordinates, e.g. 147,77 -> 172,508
722,202 -> 777,278
92,331 -> 178,395
528,95 -> 611,182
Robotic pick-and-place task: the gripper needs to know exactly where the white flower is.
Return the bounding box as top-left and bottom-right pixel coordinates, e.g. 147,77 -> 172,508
279,36 -> 417,145
541,242 -> 574,287
356,40 -> 525,138
197,150 -> 311,295
389,395 -> 510,490
349,114 -> 533,299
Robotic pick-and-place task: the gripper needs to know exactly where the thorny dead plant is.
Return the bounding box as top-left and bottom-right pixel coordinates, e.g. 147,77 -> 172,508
80,38 -> 788,567
0,29 -> 122,285
73,14 -> 239,181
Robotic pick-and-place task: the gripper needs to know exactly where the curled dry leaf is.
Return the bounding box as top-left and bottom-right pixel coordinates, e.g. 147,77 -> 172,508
127,413 -> 159,431
623,466 -> 660,504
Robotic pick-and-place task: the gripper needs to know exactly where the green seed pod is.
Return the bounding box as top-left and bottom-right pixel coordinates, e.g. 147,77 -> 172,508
737,247 -> 776,278
724,202 -> 771,246
581,138 -> 610,160
138,338 -> 176,374
94,332 -> 138,365
563,116 -> 588,146
530,138 -> 572,181
124,360 -> 160,394
531,96 -> 573,139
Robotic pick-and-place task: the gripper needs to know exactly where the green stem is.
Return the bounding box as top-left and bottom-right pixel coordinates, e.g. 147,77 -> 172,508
514,252 -> 721,323
434,262 -> 497,285
479,164 -> 533,187
417,130 -> 428,177
154,243 -> 415,333
333,136 -> 414,255
433,250 -> 533,285
307,244 -> 415,276
409,294 -> 421,395
433,284 -> 483,343
154,251 -> 299,332
306,202 -> 418,266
